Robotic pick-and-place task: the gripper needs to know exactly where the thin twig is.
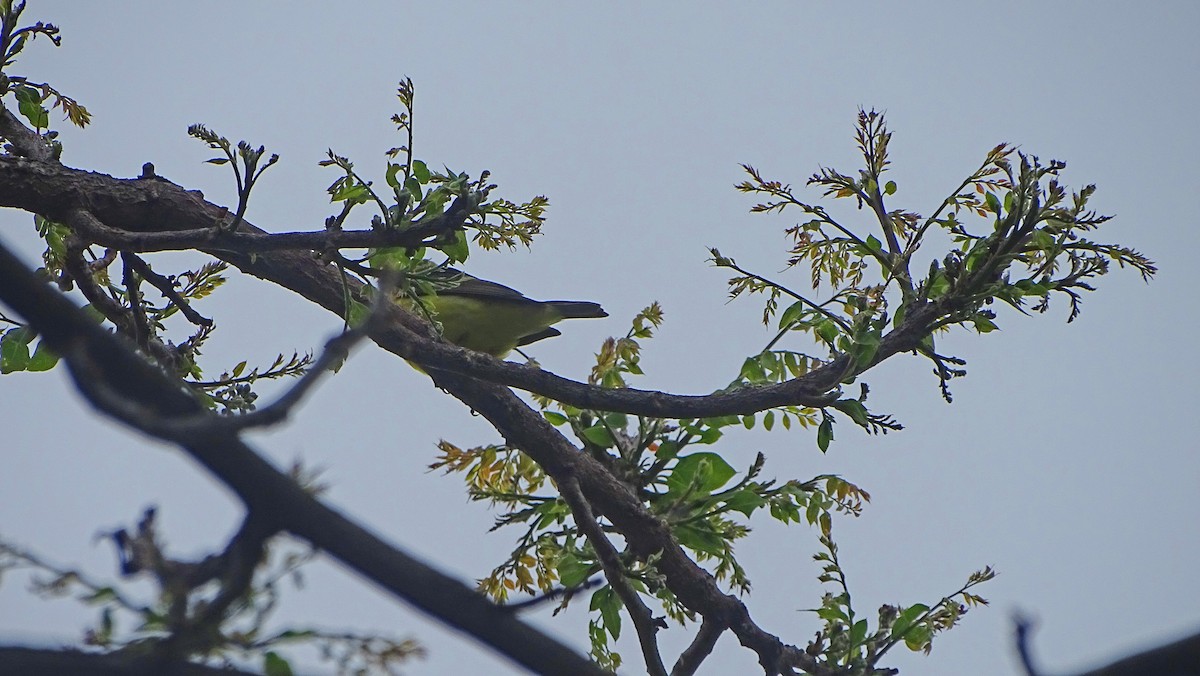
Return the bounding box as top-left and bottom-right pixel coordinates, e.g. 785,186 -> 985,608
125,253 -> 213,327
559,476 -> 668,676
502,578 -> 603,612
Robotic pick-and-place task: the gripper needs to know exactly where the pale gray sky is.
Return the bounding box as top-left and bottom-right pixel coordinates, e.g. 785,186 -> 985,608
2,3 -> 1197,675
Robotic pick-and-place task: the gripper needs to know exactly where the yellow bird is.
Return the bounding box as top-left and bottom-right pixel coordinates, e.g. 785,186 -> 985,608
411,270 -> 607,358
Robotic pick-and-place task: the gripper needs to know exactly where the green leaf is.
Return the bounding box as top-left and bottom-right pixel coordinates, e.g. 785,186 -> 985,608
851,618 -> 869,647
332,182 -> 369,204
385,163 -> 403,190
263,652 -> 294,676
674,523 -> 726,556
851,333 -> 880,368
724,489 -> 767,517
1,328 -> 34,373
667,452 -> 737,496
984,192 -> 1002,214
15,86 -> 49,129
972,315 -> 999,333
884,180 -> 897,195
439,230 -> 470,263
590,586 -> 622,640
542,411 -> 568,426
739,355 -> 767,382
80,586 -> 117,604
557,553 -> 595,588
816,417 -> 833,452
404,176 -> 423,202
831,399 -> 869,427
805,497 -> 821,525
864,234 -> 883,253
1030,229 -> 1054,250
814,319 -> 838,345
891,603 -> 929,639
345,300 -> 371,328
581,425 -> 614,448
778,301 -> 806,330
653,440 -> 680,460
411,159 -> 431,183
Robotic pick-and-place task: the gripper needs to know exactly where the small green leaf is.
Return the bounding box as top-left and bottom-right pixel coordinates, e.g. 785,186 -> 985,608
674,523 -> 726,556
405,176 -> 423,202
851,618 -> 869,647
80,586 -> 117,605
590,586 -> 622,640
542,411 -> 568,426
815,320 -> 839,345
851,333 -> 880,368
831,399 -> 869,427
724,489 -> 767,517
816,417 -> 833,452
581,425 -> 614,448
778,301 -> 806,330
904,624 -> 933,651
385,162 -> 403,189
891,603 -> 929,639
1030,229 -> 1054,250
864,234 -> 883,253
440,230 -> 470,263
557,553 -> 595,588
411,159 -> 431,183
653,440 -> 680,460
667,452 -> 737,495
1,328 -> 34,373
26,341 -> 59,372
263,652 -> 294,676
805,497 -> 821,525
972,315 -> 999,333
345,300 -> 371,328
884,180 -> 897,195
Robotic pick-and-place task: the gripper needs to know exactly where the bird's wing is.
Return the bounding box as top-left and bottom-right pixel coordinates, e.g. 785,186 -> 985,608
437,270 -> 533,303
516,326 -> 563,347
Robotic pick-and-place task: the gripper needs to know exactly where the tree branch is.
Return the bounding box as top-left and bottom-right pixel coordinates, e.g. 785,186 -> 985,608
559,475 -> 668,676
0,646 -> 261,676
671,615 -> 726,676
0,241 -> 608,676
1016,617 -> 1200,676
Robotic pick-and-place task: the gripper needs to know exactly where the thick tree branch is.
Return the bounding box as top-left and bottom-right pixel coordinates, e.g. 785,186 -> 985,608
1016,618 -> 1200,676
0,646 -> 261,676
0,242 -> 608,676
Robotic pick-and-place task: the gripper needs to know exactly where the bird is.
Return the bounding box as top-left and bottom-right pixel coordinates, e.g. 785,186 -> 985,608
409,269 -> 607,358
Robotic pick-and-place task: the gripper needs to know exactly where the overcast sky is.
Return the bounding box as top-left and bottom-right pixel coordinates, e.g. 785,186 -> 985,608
2,3 -> 1198,675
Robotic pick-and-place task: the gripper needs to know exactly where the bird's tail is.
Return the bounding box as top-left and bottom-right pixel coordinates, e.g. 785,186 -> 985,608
547,301 -> 608,319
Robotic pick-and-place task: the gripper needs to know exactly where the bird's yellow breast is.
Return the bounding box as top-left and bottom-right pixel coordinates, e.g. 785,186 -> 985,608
419,294 -> 563,357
